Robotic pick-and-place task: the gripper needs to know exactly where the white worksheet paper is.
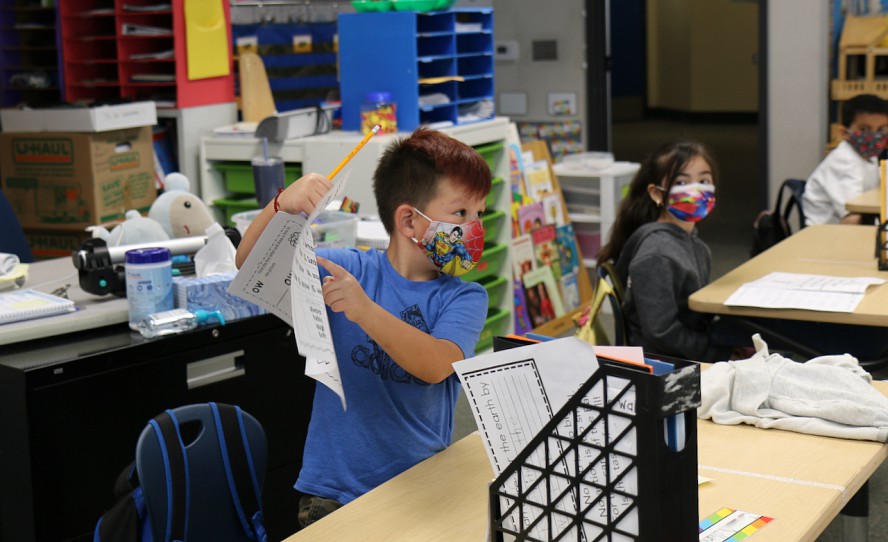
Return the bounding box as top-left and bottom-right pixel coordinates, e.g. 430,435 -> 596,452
453,338 -> 640,540
724,272 -> 885,313
229,171 -> 352,408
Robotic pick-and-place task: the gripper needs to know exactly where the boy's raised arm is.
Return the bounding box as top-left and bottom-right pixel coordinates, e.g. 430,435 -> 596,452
236,173 -> 333,268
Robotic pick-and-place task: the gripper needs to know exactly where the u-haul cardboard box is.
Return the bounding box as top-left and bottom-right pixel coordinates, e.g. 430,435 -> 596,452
0,126 -> 156,231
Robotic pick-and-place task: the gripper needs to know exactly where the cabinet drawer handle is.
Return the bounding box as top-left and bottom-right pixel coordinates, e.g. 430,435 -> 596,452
186,350 -> 245,389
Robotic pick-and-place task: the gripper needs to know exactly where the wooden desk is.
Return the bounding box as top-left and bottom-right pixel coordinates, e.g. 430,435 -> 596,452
285,379 -> 888,542
845,188 -> 880,215
689,224 -> 888,327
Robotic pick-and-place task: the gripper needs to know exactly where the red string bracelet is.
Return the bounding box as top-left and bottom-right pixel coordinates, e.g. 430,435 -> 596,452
273,187 -> 283,213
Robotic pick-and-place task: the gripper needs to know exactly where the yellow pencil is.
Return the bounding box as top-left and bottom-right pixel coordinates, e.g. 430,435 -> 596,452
327,124 -> 381,180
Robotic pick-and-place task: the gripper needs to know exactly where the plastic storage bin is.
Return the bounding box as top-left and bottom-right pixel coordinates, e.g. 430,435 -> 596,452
463,242 -> 506,283
486,177 -> 504,209
481,210 -> 505,244
214,197 -> 260,226
475,307 -> 510,353
214,162 -> 302,194
311,211 -> 358,249
231,209 -> 262,237
478,275 -> 508,309
474,141 -> 504,172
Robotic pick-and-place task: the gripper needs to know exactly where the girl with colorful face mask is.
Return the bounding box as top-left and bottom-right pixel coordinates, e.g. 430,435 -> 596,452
596,140 -> 735,363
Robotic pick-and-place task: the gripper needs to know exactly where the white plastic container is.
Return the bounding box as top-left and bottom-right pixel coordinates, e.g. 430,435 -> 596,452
559,151 -> 615,171
125,247 -> 174,331
311,211 -> 358,249
232,209 -> 262,237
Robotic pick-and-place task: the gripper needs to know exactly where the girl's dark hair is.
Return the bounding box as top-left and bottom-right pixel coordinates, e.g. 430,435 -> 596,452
373,128 -> 492,233
596,140 -> 718,266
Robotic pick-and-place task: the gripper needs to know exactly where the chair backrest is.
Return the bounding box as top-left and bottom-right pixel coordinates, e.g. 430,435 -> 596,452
0,189 -> 33,262
779,178 -> 807,233
136,403 -> 268,542
576,264 -> 627,346
596,262 -> 627,346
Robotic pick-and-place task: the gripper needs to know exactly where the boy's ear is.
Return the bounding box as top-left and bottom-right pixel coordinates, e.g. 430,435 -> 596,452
394,204 -> 420,238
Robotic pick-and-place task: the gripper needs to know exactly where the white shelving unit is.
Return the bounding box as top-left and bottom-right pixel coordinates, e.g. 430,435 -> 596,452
552,161 -> 640,269
199,116 -> 515,345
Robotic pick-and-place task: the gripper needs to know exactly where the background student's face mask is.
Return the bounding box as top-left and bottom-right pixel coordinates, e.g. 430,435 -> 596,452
665,183 -> 716,223
412,208 -> 484,277
846,129 -> 888,160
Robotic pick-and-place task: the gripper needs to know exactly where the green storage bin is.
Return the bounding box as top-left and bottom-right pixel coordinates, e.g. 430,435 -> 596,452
477,275 -> 508,309
474,141 -> 504,173
482,209 -> 505,244
213,197 -> 259,226
214,162 -> 303,195
475,307 -> 510,353
463,242 -> 506,283
486,176 -> 505,208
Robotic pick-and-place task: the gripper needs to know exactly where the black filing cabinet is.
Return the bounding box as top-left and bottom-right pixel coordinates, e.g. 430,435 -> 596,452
0,314 -> 313,542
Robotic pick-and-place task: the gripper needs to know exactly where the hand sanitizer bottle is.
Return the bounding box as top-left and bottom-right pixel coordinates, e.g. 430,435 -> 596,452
136,308 -> 225,338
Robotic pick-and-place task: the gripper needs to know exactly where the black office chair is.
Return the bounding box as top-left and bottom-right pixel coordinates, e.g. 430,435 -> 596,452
780,178 -> 807,233
0,189 -> 33,262
751,178 -> 807,257
136,403 -> 268,542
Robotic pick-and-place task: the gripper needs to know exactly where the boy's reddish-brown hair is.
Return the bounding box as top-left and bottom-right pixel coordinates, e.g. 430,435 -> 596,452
373,128 -> 492,233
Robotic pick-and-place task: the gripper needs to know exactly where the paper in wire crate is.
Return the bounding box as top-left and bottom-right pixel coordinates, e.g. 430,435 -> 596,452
486,347 -> 701,541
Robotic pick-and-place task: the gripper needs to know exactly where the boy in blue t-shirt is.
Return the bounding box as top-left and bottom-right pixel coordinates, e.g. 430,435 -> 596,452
235,128 -> 491,528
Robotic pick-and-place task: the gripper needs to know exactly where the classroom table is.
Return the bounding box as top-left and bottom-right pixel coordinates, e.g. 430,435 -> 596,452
845,188 -> 880,215
688,224 -> 888,327
284,379 -> 888,541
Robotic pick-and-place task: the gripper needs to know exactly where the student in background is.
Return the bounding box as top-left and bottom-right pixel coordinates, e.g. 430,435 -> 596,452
236,128 -> 490,528
803,93 -> 888,225
597,140 -> 729,362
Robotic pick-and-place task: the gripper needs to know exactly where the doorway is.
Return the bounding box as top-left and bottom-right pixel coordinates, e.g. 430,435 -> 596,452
605,0 -> 763,277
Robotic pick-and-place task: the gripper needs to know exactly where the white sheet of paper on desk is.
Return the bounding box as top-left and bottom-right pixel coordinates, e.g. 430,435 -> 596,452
229,171 -> 352,408
453,337 -> 640,539
724,272 -> 885,313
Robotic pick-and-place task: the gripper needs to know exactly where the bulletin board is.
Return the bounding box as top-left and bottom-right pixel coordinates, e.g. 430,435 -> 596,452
510,139 -> 594,338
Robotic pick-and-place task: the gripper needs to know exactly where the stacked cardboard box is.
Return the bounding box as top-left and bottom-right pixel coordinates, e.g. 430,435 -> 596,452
0,125 -> 156,259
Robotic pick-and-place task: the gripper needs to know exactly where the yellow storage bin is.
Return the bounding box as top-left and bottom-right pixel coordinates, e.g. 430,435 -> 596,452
475,307 -> 510,353
462,242 -> 506,283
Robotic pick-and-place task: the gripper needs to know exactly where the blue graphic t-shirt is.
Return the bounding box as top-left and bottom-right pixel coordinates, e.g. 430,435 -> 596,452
295,247 -> 488,504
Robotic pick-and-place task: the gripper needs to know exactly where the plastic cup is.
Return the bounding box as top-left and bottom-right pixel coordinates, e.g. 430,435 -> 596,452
251,156 -> 285,208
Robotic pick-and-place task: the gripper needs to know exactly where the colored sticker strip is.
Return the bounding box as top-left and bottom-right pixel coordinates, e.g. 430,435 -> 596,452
699,508 -> 773,541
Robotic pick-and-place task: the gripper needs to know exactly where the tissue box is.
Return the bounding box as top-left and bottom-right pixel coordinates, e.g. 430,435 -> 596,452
174,272 -> 267,322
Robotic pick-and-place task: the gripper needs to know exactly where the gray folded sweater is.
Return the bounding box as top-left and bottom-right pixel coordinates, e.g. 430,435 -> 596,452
698,334 -> 888,442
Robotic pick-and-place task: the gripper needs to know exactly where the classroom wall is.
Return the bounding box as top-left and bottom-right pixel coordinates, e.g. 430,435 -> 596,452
766,0 -> 829,203
647,0 -> 758,112
489,0 -> 587,143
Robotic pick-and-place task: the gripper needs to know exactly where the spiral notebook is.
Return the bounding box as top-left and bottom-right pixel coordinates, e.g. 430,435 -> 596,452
0,289 -> 76,325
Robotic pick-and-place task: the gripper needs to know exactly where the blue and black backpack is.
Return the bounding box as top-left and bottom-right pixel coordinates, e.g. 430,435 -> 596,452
94,402 -> 268,542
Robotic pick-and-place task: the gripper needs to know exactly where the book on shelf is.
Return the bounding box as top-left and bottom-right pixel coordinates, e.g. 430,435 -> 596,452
0,289 -> 76,325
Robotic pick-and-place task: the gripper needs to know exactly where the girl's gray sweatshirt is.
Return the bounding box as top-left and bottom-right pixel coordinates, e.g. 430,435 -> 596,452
614,222 -> 716,361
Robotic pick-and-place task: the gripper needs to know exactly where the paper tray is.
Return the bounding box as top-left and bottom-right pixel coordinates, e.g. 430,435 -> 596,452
487,340 -> 701,541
